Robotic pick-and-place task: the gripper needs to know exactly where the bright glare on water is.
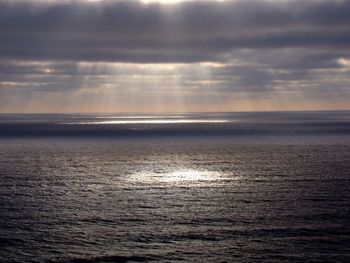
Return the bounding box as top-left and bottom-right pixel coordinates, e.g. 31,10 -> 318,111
129,169 -> 223,185
68,119 -> 231,125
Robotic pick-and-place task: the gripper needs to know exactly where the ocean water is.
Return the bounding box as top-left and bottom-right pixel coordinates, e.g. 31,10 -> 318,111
0,111 -> 349,262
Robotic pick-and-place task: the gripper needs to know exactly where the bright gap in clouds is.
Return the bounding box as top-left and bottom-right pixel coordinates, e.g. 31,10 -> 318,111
141,0 -> 226,4
85,0 -> 226,2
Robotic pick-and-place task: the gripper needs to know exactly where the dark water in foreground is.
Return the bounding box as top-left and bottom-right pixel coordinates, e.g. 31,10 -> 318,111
0,112 -> 350,262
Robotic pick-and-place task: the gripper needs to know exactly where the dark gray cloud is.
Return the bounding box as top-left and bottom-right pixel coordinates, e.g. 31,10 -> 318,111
0,0 -> 350,63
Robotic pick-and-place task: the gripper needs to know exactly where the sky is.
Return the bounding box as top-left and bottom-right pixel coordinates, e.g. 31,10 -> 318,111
0,0 -> 349,113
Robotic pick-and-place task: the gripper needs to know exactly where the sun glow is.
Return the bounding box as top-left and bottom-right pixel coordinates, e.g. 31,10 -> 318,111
141,0 -> 226,4
83,0 -> 227,3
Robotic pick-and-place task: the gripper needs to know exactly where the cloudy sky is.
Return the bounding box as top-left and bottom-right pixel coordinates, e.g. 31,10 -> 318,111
0,0 -> 349,113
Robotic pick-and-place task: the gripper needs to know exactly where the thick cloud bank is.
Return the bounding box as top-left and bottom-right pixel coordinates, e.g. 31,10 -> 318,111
0,0 -> 350,62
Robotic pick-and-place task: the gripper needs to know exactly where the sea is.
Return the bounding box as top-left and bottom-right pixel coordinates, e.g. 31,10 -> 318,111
0,111 -> 349,262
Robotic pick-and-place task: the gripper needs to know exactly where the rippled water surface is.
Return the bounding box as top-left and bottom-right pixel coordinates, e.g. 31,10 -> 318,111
0,112 -> 350,262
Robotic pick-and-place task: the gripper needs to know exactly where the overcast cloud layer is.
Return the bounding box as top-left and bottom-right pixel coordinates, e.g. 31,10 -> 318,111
0,0 -> 350,112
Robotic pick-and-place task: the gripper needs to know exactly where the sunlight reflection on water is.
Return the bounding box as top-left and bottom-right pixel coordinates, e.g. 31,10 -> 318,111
66,119 -> 231,125
128,169 -> 223,186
